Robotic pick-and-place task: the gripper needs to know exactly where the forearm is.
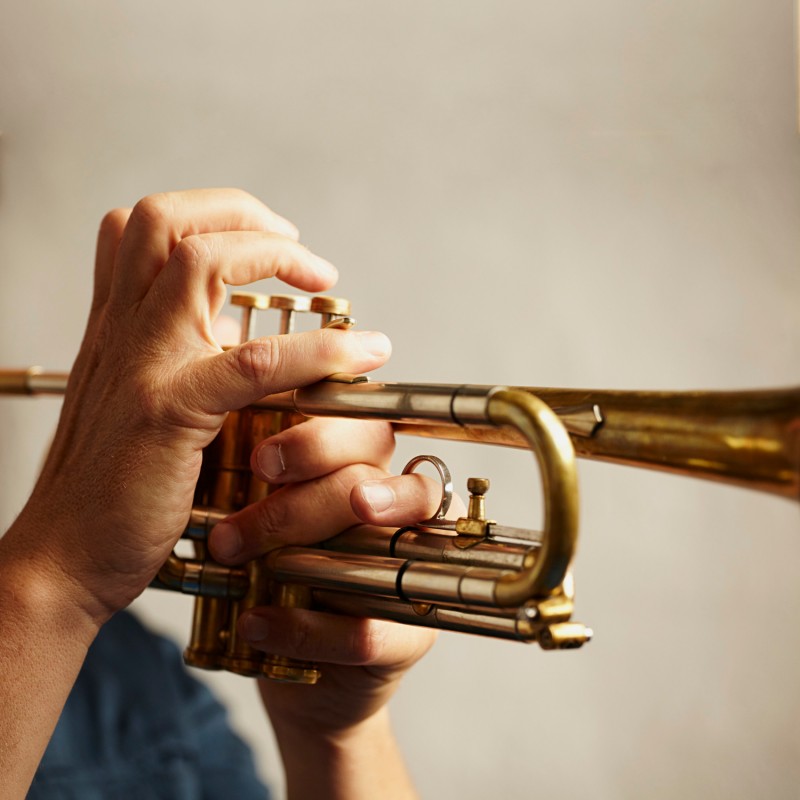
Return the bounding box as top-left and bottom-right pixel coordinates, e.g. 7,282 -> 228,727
0,514 -> 101,798
274,707 -> 418,800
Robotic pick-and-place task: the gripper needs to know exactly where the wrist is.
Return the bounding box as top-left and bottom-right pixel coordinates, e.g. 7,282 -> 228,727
0,513 -> 103,797
0,510 -> 107,644
273,707 -> 417,800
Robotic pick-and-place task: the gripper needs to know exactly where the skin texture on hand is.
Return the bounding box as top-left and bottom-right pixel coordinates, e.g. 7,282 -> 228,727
5,189 -> 392,624
0,189 -> 435,799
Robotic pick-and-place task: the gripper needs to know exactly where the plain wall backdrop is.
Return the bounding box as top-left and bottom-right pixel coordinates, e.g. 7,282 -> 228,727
1,2 -> 799,798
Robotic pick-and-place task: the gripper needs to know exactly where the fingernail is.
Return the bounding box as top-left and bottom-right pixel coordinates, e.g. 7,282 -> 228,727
360,481 -> 395,513
210,522 -> 242,560
312,254 -> 338,281
257,444 -> 285,480
356,331 -> 392,358
242,614 -> 269,644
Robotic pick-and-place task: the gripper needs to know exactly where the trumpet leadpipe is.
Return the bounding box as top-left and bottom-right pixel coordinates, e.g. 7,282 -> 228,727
5,368 -> 794,497
260,380 -> 800,499
0,368 -> 68,395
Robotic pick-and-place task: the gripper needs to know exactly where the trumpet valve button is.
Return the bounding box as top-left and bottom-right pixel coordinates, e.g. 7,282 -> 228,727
231,291 -> 271,310
310,295 -> 351,317
269,294 -> 312,335
467,477 -> 490,497
230,292 -> 271,343
310,295 -> 352,327
269,294 -> 312,312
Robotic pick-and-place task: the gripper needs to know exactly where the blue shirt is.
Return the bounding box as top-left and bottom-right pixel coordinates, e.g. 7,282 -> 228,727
29,612 -> 270,799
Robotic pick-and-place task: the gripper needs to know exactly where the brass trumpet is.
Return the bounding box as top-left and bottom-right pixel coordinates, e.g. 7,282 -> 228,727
2,292 -> 798,683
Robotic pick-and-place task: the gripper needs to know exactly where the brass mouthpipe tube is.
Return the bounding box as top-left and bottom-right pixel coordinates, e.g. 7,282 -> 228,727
395,386 -> 800,499
258,380 -> 800,497
6,368 -> 793,497
0,368 -> 68,395
270,382 -> 501,425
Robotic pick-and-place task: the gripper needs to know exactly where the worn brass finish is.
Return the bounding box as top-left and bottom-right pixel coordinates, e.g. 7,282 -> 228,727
231,292 -> 272,310
6,375 -> 795,496
393,386 -> 800,498
231,292 -> 271,342
466,478 -> 490,521
455,477 -> 494,540
309,295 -> 351,321
10,301 -> 800,679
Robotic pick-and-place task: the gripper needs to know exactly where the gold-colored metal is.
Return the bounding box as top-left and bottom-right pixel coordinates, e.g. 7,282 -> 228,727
9,313 -> 800,678
257,295 -> 348,684
184,292 -> 315,680
269,294 -> 311,335
401,455 -> 454,521
310,295 -> 352,327
249,380 -> 798,499
466,478 -> 490,520
455,477 -> 494,539
231,291 -> 271,342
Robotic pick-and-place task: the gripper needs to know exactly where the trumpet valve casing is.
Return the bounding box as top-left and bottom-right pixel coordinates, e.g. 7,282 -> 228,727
186,292 -> 352,683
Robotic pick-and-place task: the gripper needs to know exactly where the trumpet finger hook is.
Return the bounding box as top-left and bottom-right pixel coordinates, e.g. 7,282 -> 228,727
401,454 -> 454,522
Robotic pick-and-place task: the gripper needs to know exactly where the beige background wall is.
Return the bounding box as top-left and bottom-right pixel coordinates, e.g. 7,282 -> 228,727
2,2 -> 799,798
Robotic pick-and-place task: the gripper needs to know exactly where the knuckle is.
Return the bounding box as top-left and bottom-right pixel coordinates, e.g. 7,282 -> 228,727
170,234 -> 213,271
98,208 -> 129,239
343,462 -> 384,486
272,238 -> 306,272
328,463 -> 382,500
233,337 -> 280,385
253,495 -> 289,539
348,619 -> 386,664
128,193 -> 173,232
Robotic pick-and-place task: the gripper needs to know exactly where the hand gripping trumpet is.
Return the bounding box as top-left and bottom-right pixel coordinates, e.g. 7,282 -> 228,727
3,293 -> 799,683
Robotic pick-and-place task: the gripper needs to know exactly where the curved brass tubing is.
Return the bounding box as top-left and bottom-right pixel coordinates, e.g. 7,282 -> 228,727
486,389 -> 579,604
11,361 -> 798,666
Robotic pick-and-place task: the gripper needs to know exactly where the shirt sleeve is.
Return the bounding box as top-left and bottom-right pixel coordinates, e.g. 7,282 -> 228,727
29,611 -> 270,800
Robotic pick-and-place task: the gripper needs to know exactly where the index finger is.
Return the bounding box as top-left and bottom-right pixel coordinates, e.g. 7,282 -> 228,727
110,188 -> 301,305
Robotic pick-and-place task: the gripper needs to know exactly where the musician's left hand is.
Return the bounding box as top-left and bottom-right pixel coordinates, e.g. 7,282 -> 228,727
209,417 -> 457,799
